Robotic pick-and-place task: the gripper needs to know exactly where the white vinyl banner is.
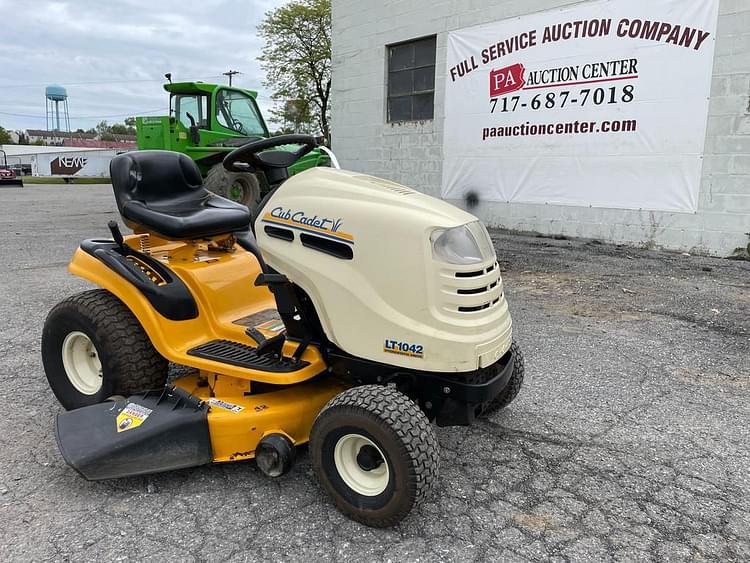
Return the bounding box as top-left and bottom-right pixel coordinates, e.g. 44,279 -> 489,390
442,0 -> 719,212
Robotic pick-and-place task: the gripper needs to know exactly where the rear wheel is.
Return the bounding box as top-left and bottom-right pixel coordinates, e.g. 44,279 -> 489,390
42,289 -> 169,410
310,385 -> 439,527
204,164 -> 260,211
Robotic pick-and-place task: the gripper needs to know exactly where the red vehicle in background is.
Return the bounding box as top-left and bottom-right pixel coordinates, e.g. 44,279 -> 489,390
0,149 -> 23,186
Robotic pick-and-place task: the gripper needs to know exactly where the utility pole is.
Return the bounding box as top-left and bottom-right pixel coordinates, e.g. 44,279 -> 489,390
223,70 -> 240,86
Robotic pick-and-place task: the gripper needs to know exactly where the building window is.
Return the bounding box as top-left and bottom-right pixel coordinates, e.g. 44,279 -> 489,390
387,36 -> 436,122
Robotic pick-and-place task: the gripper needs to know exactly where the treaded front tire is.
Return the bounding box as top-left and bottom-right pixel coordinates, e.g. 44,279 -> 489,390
310,385 -> 439,528
482,341 -> 525,415
42,289 -> 169,410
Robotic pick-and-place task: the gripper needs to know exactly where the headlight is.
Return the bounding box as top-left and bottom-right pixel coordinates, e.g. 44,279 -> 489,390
431,221 -> 495,265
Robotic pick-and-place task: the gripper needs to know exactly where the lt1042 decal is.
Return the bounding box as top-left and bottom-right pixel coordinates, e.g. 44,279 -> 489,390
383,339 -> 424,358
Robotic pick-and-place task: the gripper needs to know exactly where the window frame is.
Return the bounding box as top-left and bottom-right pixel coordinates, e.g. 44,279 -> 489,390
214,88 -> 269,138
386,35 -> 437,123
173,94 -> 209,129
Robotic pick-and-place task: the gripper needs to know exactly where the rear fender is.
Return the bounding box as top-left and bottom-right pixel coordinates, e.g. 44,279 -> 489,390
68,248 -> 209,359
67,246 -> 327,385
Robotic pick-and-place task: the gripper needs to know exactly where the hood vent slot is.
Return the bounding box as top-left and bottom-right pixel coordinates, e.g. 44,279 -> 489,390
300,233 -> 353,260
354,175 -> 417,195
264,225 -> 294,242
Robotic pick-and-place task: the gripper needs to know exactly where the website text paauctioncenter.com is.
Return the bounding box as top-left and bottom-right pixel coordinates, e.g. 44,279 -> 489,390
482,118 -> 637,141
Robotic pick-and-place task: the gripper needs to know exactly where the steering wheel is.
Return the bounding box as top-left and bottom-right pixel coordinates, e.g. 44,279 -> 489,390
231,119 -> 247,135
223,134 -> 318,174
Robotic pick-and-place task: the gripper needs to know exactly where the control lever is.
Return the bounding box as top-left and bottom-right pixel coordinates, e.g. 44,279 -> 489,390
245,327 -> 286,357
185,112 -> 201,144
254,273 -> 287,286
108,221 -> 126,253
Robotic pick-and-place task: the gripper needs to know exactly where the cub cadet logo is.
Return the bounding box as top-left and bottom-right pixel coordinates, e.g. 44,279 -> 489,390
50,156 -> 88,175
262,206 -> 354,245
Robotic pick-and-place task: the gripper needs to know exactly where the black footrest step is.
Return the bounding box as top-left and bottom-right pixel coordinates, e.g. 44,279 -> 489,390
187,339 -> 309,373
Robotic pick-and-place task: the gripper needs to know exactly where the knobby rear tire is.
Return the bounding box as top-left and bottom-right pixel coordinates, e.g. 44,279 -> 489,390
42,289 -> 169,410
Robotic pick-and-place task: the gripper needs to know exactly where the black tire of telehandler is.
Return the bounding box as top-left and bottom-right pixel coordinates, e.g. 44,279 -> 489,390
42,289 -> 169,410
481,341 -> 525,416
204,164 -> 261,211
310,385 -> 439,528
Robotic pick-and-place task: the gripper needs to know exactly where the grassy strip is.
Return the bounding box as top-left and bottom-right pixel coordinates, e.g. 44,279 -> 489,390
21,177 -> 111,185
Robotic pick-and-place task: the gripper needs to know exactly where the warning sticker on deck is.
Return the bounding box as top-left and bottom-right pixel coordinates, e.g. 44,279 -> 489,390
255,319 -> 285,334
207,398 -> 244,413
116,402 -> 153,433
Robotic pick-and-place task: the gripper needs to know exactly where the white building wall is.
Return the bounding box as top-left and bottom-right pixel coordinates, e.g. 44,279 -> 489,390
331,0 -> 750,255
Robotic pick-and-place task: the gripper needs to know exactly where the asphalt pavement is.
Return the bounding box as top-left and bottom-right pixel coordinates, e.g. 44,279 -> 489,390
0,184 -> 748,562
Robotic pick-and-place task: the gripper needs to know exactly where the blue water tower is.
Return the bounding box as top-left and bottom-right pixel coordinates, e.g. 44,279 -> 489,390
45,85 -> 71,132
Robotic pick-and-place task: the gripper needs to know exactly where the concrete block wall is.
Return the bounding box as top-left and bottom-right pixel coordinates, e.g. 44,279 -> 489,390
331,0 -> 750,255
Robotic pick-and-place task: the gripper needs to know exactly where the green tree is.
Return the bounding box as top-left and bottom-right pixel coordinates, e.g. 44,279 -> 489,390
95,120 -> 111,139
258,0 -> 331,142
282,98 -> 313,134
0,126 -> 14,144
109,123 -> 129,135
95,120 -> 135,140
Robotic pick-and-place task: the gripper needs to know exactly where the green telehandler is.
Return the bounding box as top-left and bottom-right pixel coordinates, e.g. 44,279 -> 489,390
135,82 -> 329,209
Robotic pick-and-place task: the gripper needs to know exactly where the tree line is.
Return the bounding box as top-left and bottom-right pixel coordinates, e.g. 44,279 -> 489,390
0,118 -> 136,145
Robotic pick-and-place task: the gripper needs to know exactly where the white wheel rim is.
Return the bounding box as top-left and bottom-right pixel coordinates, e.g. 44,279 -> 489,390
333,433 -> 390,496
61,331 -> 103,395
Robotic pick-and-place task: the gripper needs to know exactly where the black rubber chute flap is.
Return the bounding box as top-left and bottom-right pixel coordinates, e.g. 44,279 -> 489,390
55,387 -> 212,481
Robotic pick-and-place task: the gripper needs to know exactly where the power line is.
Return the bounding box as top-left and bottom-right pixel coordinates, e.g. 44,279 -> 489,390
0,94 -> 274,121
0,108 -> 165,120
1,82 -> 275,125
0,74 -> 270,91
0,76 -> 226,90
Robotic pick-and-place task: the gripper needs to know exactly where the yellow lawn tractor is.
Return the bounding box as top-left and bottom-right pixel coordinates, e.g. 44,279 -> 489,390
42,135 -> 524,527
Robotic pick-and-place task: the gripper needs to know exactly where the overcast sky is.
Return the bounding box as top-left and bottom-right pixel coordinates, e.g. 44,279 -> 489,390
0,0 -> 287,132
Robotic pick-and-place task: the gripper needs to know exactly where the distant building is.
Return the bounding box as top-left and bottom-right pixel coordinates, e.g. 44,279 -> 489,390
0,144 -> 124,177
24,129 -> 136,150
26,129 -> 96,145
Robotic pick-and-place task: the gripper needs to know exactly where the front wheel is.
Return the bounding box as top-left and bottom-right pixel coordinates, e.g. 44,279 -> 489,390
204,164 -> 260,211
42,289 -> 169,410
481,341 -> 525,415
310,385 -> 439,528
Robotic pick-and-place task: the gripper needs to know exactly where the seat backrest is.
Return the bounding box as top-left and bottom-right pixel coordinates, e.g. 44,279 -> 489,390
110,150 -> 204,213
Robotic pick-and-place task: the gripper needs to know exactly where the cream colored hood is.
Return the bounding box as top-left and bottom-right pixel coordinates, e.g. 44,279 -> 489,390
255,167 -> 512,373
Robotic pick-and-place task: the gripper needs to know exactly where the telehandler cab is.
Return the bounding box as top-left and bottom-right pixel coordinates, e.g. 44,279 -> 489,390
42,135 -> 524,527
135,82 -> 329,209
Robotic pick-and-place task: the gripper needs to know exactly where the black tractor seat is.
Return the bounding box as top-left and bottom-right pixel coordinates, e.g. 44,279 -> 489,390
110,151 -> 251,240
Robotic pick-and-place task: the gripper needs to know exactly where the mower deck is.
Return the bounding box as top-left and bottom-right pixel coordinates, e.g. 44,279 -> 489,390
56,386 -> 212,480
173,372 -> 347,463
56,372 -> 348,480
